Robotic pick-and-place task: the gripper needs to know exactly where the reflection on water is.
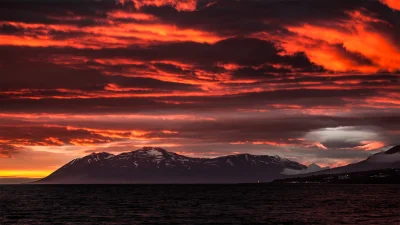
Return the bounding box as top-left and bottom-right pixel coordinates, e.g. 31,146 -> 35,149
1,184 -> 399,224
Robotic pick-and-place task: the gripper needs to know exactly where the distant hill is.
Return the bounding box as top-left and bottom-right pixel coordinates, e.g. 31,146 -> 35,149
273,168 -> 400,184
292,145 -> 400,177
34,147 -> 307,184
282,163 -> 330,175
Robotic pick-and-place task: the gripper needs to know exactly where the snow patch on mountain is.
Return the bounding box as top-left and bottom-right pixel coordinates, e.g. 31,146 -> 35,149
105,155 -> 115,159
146,149 -> 163,157
226,159 -> 235,166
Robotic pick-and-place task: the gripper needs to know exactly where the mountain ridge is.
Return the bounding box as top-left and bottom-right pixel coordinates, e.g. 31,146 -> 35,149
287,145 -> 400,177
35,147 -> 307,184
273,168 -> 400,184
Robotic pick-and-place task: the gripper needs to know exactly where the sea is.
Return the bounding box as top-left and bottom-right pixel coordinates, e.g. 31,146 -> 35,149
0,184 -> 399,224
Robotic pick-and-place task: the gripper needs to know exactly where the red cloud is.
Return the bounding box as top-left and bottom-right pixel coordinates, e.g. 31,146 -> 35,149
281,10 -> 400,72
354,141 -> 386,151
380,0 -> 400,11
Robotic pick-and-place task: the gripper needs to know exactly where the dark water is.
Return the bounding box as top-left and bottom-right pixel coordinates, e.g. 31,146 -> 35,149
1,184 -> 399,225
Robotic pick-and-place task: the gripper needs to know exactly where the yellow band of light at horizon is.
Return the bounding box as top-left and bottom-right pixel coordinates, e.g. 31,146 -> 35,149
0,170 -> 52,178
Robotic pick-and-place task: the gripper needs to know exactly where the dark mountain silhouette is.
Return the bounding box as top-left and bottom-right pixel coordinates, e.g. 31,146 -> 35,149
34,147 -> 306,184
274,168 -> 400,184
385,145 -> 400,154
290,145 -> 400,177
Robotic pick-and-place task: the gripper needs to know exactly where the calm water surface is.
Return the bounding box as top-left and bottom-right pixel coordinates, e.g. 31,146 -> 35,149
0,184 -> 399,224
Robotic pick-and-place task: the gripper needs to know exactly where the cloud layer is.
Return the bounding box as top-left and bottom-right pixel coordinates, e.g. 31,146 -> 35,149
0,0 -> 399,177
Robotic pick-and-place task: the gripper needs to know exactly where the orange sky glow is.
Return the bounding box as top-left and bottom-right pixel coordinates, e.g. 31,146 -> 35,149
0,0 -> 399,178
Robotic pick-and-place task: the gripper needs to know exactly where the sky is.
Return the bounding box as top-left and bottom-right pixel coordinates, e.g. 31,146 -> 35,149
0,0 -> 399,179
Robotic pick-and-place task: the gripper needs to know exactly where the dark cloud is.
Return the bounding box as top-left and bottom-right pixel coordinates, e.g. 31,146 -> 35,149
0,0 -> 399,169
0,37 -> 321,70
0,59 -> 107,90
0,88 -> 381,113
0,0 -> 118,24
0,125 -> 112,146
0,47 -> 200,92
334,44 -> 376,67
1,113 -> 398,152
152,63 -> 187,74
0,24 -> 21,34
140,0 -> 364,35
0,144 -> 23,158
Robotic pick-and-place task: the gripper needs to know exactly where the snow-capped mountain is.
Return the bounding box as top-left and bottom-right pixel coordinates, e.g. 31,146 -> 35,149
36,147 -> 307,184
